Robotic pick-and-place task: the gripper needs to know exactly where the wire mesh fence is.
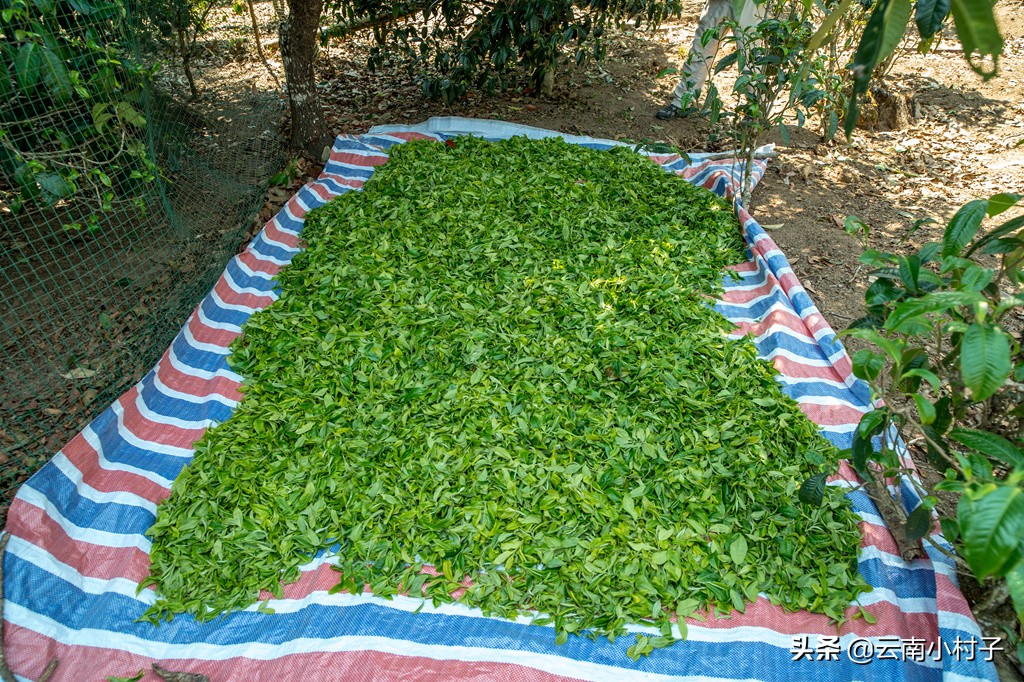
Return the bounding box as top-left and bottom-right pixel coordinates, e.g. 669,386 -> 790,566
1,0 -> 286,517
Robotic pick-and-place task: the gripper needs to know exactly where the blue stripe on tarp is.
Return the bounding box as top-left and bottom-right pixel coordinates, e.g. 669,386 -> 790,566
196,293 -> 254,330
168,334 -> 232,374
4,553 -> 956,682
224,259 -> 276,290
138,373 -> 236,426
86,409 -> 190,481
248,235 -> 299,263
21,467 -> 156,534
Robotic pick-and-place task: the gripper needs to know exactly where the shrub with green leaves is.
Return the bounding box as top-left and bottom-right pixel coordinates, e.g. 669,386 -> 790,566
815,193 -> 1024,653
145,136 -> 868,651
0,0 -> 157,218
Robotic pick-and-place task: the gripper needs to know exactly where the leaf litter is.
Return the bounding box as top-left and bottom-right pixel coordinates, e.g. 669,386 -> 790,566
144,136 -> 869,655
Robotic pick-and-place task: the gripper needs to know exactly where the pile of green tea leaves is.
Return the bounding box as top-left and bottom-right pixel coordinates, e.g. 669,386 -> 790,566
145,136 -> 869,649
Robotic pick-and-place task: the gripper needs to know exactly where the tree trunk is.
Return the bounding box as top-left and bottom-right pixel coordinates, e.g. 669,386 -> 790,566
176,25 -> 199,100
246,0 -> 281,91
282,0 -> 328,155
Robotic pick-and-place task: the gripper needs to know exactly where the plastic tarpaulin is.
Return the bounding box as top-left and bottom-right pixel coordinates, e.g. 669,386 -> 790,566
3,118 -> 997,681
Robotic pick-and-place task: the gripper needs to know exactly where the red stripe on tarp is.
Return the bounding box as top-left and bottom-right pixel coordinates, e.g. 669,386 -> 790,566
6,499 -> 153,582
213,277 -> 275,311
719,278 -> 784,306
263,220 -> 300,249
798,402 -> 865,427
307,179 -> 341,203
859,521 -> 912,559
186,313 -> 240,349
318,173 -> 368,189
935,572 -> 976,619
155,351 -> 243,403
727,260 -> 760,274
118,388 -> 206,450
5,625 -> 587,682
58,434 -> 167,504
749,232 -> 782,256
386,131 -> 441,141
328,150 -> 390,167
730,312 -> 816,343
674,595 -> 939,641
831,356 -> 855,385
237,250 -> 283,277
646,154 -> 678,165
284,196 -> 309,221
767,354 -> 847,383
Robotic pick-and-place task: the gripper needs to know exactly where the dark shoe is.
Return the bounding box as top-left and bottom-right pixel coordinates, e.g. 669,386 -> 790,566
655,103 -> 684,120
655,102 -> 701,120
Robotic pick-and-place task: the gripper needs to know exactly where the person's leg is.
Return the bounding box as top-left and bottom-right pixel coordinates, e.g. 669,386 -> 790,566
656,0 -> 733,119
732,0 -> 768,98
674,0 -> 733,105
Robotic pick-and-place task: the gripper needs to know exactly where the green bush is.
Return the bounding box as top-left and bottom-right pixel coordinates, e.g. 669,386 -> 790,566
806,194 -> 1024,644
324,0 -> 682,101
0,0 -> 157,219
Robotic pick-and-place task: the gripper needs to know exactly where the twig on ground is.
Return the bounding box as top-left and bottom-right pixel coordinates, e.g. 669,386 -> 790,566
697,150 -> 780,161
38,660 -> 58,682
245,0 -> 282,91
863,478 -> 926,562
153,663 -> 210,682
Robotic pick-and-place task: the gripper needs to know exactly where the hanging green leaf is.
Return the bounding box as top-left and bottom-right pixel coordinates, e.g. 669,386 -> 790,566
915,0 -> 950,40
949,428 -> 1024,469
960,323 -> 1012,401
904,504 -> 932,543
949,0 -> 1003,80
958,483 -> 1024,579
942,199 -> 988,257
1007,562 -> 1024,623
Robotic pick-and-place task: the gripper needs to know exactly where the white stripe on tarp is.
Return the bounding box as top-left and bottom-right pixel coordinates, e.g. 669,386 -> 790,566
15,486 -> 152,551
208,288 -> 261,315
48,454 -> 158,514
167,345 -> 243,384
181,323 -> 232,356
243,246 -> 291,268
259,231 -> 300,253
150,369 -> 239,410
7,535 -> 154,604
4,604 -> 757,682
133,391 -> 217,431
196,307 -> 243,333
81,426 -> 175,489
233,256 -> 276,282
109,400 -> 194,459
222,267 -> 278,298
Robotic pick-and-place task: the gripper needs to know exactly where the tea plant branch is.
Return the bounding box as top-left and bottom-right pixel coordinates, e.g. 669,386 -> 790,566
862,475 -> 925,561
924,534 -> 967,566
693,149 -> 779,161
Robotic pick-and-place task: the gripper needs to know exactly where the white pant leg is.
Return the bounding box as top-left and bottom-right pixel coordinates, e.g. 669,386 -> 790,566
672,0 -> 735,107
